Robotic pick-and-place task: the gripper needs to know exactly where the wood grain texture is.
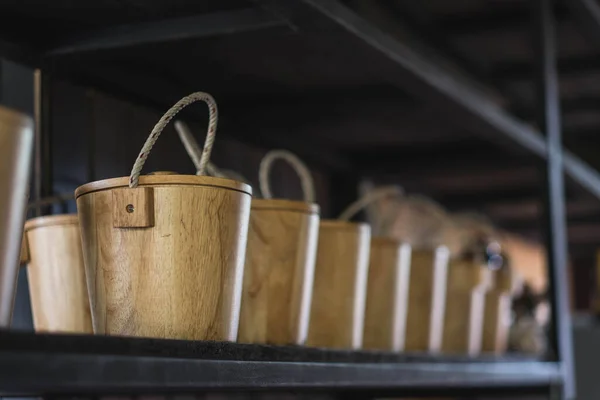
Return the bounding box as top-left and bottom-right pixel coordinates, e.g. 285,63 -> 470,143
112,187 -> 154,228
23,214 -> 92,333
441,259 -> 492,355
76,175 -> 252,340
482,267 -> 522,354
404,248 -> 449,352
363,238 -> 411,351
307,220 -> 371,349
238,199 -> 320,345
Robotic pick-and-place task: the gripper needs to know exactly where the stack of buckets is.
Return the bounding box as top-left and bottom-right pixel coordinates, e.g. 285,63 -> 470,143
11,92 -> 521,356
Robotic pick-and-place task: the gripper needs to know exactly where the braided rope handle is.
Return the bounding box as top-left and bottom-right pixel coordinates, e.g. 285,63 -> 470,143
174,120 -> 223,177
175,120 -> 248,182
259,150 -> 315,203
401,195 -> 447,220
129,92 -> 218,188
338,186 -> 403,230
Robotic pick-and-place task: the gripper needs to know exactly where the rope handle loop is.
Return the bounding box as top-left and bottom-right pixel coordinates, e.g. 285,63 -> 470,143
338,185 -> 403,222
174,120 -> 223,178
259,150 -> 315,203
129,92 -> 218,188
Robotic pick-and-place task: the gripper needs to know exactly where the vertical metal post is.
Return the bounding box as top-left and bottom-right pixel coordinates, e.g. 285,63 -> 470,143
33,69 -> 53,216
0,61 -> 3,105
533,0 -> 575,399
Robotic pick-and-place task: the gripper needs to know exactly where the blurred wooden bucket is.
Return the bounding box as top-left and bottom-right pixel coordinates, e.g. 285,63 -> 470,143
239,150 -> 320,345
404,247 -> 450,352
0,106 -> 33,327
440,258 -> 492,355
482,267 -> 521,354
363,238 -> 411,351
239,199 -> 320,345
307,221 -> 371,349
22,214 -> 92,333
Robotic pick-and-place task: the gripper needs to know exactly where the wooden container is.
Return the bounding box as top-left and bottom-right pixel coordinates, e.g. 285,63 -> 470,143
363,238 -> 411,351
482,267 -> 521,354
238,199 -> 320,345
22,214 -> 92,333
307,220 -> 371,349
0,106 -> 33,327
75,175 -> 252,340
404,247 -> 450,352
440,258 -> 492,355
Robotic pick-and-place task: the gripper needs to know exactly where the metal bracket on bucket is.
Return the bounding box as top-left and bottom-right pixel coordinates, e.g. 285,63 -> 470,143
112,188 -> 155,228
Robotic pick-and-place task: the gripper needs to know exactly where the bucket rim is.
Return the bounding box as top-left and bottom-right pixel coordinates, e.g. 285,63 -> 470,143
319,219 -> 370,231
24,214 -> 78,231
75,175 -> 252,198
251,198 -> 319,214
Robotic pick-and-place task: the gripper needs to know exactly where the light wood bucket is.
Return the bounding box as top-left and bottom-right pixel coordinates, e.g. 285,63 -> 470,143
307,220 -> 371,349
363,238 -> 411,351
238,149 -> 319,345
21,214 -> 92,333
76,175 -> 251,340
238,199 -> 320,345
482,267 -> 521,354
75,92 -> 252,340
404,247 -> 450,352
0,106 -> 33,327
440,258 -> 492,355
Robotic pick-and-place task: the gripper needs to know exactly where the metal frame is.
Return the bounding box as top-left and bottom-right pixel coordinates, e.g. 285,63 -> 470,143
32,69 -> 53,216
0,339 -> 563,396
256,0 -> 600,201
566,0 -> 600,50
0,0 -> 588,398
534,1 -> 575,399
46,8 -> 287,56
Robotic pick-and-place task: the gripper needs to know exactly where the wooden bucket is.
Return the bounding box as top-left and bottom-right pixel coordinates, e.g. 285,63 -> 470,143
75,92 -> 252,340
21,214 -> 92,333
440,257 -> 492,355
482,266 -> 521,354
363,238 -> 411,351
337,186 -> 410,351
404,247 -> 450,352
238,150 -> 320,345
307,220 -> 371,349
0,106 -> 33,327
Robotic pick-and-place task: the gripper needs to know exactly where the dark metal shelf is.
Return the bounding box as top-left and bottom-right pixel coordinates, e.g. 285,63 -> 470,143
0,1 -> 585,398
0,331 -> 562,396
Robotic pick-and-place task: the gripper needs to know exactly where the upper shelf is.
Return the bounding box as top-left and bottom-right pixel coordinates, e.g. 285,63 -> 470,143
0,331 -> 562,396
3,0 -> 600,243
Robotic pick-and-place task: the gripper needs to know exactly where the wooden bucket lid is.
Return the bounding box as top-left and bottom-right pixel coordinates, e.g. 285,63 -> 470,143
75,175 -> 252,199
319,219 -> 370,232
24,214 -> 78,232
251,198 -> 319,214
